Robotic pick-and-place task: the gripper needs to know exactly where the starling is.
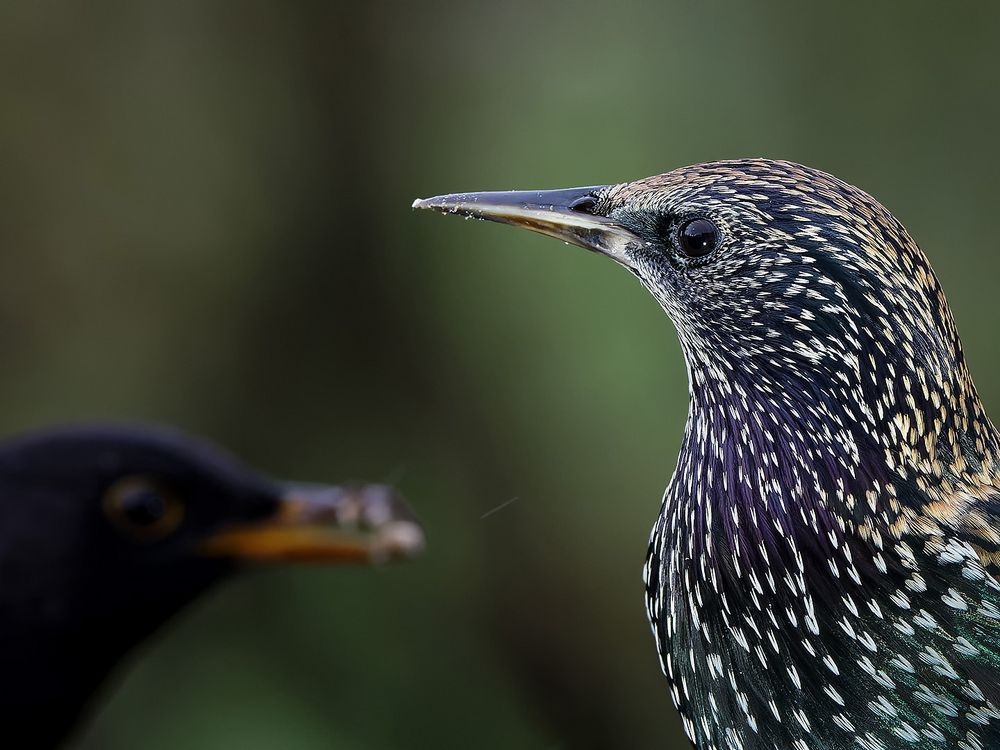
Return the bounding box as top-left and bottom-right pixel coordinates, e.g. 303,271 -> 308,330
415,160 -> 1000,750
0,423 -> 423,748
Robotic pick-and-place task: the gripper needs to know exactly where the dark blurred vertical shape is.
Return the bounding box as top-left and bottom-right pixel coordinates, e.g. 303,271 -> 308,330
218,2 -> 421,441
214,2 -> 667,744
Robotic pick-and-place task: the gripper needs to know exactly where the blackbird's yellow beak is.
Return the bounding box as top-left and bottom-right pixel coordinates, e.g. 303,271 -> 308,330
199,484 -> 424,564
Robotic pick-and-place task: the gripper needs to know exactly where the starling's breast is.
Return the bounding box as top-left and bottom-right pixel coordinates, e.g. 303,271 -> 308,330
646,451 -> 1000,750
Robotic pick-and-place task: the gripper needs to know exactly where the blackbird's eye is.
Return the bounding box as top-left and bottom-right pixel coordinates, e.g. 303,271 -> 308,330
103,476 -> 184,542
677,218 -> 720,259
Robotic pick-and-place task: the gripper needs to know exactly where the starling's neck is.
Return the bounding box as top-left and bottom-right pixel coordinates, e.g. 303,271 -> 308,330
669,367 -> 878,556
669,349 -> 1000,559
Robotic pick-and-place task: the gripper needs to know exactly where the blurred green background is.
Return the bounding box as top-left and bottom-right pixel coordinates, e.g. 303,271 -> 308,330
2,2 -> 1000,748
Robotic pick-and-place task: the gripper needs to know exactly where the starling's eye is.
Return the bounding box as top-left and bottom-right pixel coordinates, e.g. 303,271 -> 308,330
677,218 -> 720,259
103,476 -> 184,542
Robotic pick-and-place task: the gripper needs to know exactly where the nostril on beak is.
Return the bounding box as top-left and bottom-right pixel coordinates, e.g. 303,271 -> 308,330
568,195 -> 598,214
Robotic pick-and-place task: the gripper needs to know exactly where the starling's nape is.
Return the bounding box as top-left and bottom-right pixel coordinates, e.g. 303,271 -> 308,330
0,423 -> 424,749
416,160 -> 1000,749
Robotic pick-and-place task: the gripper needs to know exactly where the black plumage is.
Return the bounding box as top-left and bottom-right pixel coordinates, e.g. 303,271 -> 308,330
416,160 -> 1000,749
0,423 -> 423,749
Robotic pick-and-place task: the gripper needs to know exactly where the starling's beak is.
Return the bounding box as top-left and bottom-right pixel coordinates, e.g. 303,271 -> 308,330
199,484 -> 425,564
412,186 -> 641,266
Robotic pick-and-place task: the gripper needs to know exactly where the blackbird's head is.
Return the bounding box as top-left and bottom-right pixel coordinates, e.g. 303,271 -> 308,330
0,424 -> 422,746
415,160 -> 966,403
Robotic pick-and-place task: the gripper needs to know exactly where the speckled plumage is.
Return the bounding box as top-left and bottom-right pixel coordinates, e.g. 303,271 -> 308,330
608,161 -> 1000,750
415,159 -> 1000,750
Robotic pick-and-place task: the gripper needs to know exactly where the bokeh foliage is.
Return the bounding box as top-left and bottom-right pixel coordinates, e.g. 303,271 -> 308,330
2,2 -> 1000,748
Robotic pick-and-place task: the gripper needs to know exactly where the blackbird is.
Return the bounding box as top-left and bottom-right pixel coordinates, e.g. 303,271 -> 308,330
0,423 -> 423,748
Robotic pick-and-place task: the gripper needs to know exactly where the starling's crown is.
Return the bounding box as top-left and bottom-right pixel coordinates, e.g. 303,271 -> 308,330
598,161 -> 958,389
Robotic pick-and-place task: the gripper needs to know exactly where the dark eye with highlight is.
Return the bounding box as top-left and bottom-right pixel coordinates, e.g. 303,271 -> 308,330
677,218 -> 720,259
103,476 -> 184,542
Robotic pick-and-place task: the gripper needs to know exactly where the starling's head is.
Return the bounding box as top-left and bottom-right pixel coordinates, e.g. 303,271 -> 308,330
415,160 -> 968,414
0,424 -> 422,745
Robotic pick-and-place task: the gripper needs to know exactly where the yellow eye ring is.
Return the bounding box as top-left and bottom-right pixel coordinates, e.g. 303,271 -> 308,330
102,475 -> 184,542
